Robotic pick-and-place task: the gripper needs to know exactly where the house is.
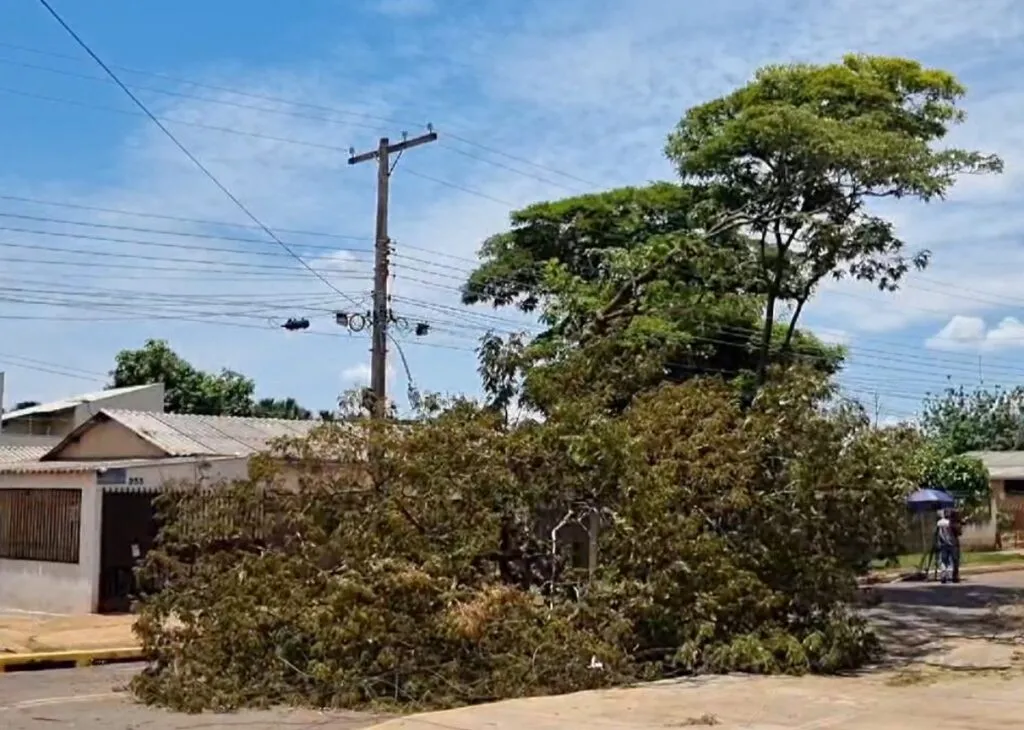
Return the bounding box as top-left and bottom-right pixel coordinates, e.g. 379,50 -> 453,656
1,383 -> 164,436
0,408 -> 320,615
0,434 -> 58,464
965,451 -> 1024,510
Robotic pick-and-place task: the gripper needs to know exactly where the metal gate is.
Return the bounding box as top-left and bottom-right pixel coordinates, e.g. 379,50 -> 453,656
98,490 -> 158,614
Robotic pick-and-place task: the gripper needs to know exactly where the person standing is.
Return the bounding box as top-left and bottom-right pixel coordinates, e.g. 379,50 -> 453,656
935,510 -> 956,584
949,507 -> 963,583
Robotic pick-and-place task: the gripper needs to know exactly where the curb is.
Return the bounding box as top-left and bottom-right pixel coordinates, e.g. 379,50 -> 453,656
866,560 -> 1024,583
0,647 -> 143,673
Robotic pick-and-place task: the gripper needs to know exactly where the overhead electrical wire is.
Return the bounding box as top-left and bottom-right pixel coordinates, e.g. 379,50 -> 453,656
6,26 -> 1016,410
0,42 -> 606,192
33,0 -> 366,309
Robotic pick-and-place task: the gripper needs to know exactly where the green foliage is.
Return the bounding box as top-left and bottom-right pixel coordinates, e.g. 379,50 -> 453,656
467,184 -> 843,415
918,451 -> 990,520
110,339 -> 313,419
130,53 -> 986,716
253,397 -> 313,420
921,383 -> 1024,454
132,370 -> 911,713
666,54 -> 1001,380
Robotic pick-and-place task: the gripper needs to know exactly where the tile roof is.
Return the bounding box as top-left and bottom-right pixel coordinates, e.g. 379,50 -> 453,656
100,409 -> 321,457
0,444 -> 51,464
0,455 -> 240,475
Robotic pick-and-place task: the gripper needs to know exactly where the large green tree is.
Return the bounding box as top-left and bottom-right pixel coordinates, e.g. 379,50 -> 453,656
665,55 -> 1001,382
109,339 -> 312,419
466,55 -> 999,416
252,397 -> 313,420
921,383 -> 1024,455
466,184 -> 843,415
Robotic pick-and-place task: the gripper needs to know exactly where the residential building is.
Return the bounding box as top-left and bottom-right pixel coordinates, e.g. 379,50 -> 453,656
964,451 -> 1024,509
1,383 -> 164,437
0,408 -> 320,614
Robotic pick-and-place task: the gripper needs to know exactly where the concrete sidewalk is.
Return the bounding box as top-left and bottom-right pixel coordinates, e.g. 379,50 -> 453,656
367,671 -> 1024,730
0,613 -> 135,654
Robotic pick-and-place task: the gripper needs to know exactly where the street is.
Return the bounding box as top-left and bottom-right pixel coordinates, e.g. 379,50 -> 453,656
864,568 -> 1024,664
0,663 -> 386,730
1,570 -> 1022,729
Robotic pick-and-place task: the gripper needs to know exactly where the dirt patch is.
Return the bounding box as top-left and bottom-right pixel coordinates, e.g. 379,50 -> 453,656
0,613 -> 136,654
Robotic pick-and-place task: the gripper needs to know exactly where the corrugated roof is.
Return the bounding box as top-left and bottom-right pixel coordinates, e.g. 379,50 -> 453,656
964,450 -> 1024,479
1,383 -> 158,421
100,409 -> 320,457
0,455 -> 240,475
0,444 -> 51,464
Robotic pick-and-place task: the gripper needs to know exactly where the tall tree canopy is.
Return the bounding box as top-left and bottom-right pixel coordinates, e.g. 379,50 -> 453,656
921,383 -> 1024,455
466,184 -> 843,415
666,54 -> 1001,381
109,339 -> 314,419
467,55 -> 1000,415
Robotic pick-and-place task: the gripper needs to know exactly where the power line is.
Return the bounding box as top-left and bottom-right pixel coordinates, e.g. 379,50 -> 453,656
0,83 -> 528,210
35,0 -> 364,311
0,193 -> 370,242
348,130 -> 439,417
0,43 -> 608,192
0,211 -> 371,252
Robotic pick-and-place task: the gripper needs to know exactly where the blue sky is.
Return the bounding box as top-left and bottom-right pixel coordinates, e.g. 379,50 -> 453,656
2,0 -> 1024,423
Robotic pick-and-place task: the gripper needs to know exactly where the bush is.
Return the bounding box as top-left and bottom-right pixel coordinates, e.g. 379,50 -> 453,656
132,371 -> 910,712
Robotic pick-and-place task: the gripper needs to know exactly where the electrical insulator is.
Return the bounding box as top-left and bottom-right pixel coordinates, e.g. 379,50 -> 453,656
414,322 -> 430,336
282,318 -> 310,331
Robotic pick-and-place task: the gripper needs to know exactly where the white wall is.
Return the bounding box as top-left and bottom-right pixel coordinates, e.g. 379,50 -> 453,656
71,383 -> 164,425
0,457 -> 252,615
0,471 -> 98,614
125,458 -> 250,490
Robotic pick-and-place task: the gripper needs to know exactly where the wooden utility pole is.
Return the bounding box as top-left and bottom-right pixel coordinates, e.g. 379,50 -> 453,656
348,128 -> 437,418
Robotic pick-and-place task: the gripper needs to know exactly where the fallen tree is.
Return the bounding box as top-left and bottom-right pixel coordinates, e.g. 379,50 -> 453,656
132,370 -> 914,713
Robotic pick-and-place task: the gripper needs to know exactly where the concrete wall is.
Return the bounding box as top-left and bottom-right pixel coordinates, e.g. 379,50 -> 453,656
0,471 -> 98,614
126,458 -> 250,490
1,383 -> 164,438
73,383 -> 164,421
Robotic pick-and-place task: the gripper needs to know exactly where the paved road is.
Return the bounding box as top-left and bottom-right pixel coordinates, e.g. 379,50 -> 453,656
864,568 -> 1024,663
2,570 -> 1022,729
0,663 -> 386,730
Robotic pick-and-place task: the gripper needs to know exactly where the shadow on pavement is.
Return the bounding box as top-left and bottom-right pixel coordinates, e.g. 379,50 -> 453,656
862,578 -> 1024,665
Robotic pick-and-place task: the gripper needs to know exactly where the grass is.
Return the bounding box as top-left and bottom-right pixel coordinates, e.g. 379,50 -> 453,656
872,549 -> 1024,572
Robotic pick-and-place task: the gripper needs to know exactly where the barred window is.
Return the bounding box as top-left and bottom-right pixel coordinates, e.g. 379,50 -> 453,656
1004,480 -> 1024,496
0,488 -> 81,563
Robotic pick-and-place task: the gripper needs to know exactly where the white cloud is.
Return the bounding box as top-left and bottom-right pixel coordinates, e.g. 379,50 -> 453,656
340,360 -> 398,384
6,0 -> 1024,413
341,363 -> 372,383
925,315 -> 1024,351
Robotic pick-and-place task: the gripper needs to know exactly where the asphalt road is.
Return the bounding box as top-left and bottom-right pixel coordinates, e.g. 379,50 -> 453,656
3,570 -> 1023,729
862,568 -> 1024,664
0,663 -> 386,730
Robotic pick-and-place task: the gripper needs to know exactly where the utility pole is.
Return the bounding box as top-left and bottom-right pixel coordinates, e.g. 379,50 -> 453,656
348,127 -> 437,418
